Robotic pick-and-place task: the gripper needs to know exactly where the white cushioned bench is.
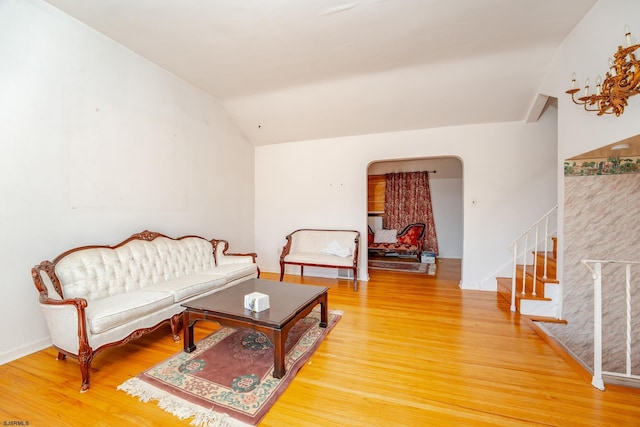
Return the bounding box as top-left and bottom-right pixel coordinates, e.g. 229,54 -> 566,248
31,230 -> 259,392
279,229 -> 360,290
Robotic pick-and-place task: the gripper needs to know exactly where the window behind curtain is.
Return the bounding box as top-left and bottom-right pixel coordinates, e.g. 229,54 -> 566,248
383,171 -> 438,254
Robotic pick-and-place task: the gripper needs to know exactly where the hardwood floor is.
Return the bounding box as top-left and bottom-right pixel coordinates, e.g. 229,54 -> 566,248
2,259 -> 640,426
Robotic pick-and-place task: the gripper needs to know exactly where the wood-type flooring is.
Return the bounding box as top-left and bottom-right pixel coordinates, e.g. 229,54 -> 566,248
2,259 -> 640,426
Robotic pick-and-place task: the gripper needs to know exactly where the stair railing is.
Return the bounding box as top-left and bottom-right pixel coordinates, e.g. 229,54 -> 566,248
581,259 -> 640,391
509,205 -> 558,312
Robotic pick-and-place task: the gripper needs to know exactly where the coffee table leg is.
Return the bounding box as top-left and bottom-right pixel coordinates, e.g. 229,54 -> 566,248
183,311 -> 197,353
272,328 -> 285,378
319,293 -> 328,328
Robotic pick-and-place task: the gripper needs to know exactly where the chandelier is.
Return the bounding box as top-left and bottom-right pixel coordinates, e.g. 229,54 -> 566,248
566,27 -> 640,116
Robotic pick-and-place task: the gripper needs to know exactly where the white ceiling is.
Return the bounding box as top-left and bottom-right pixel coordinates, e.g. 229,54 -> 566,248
43,0 -> 597,145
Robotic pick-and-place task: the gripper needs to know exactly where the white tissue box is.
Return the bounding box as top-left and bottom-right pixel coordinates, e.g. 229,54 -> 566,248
244,292 -> 270,312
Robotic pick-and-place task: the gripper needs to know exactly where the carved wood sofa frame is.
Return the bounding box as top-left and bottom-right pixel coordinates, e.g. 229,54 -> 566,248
31,230 -> 258,392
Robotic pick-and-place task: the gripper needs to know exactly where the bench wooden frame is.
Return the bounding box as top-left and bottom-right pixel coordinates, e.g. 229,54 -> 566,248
279,229 -> 360,290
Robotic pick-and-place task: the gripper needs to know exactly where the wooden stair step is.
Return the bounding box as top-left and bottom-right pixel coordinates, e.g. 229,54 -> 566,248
516,263 -> 558,283
513,267 -> 555,297
527,315 -> 567,324
496,277 -> 556,318
534,252 -> 557,279
520,295 -> 553,302
496,277 -> 550,299
538,251 -> 557,262
497,237 -> 560,319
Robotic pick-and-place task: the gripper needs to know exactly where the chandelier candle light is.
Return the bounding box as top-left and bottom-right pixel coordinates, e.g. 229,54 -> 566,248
567,26 -> 640,116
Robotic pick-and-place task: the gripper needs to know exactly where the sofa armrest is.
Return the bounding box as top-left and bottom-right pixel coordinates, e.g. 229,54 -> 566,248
279,233 -> 294,261
32,262 -> 90,356
397,223 -> 426,248
39,296 -> 89,355
367,226 -> 375,245
213,239 -> 258,265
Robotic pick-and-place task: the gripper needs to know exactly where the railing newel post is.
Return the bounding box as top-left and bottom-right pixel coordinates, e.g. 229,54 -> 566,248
510,241 -> 517,312
532,225 -> 539,297
625,264 -> 632,377
592,262 -> 605,391
581,259 -> 639,390
543,216 -> 549,280
521,234 -> 528,295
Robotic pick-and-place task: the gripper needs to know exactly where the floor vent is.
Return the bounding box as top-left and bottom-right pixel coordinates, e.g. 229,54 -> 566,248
338,268 -> 353,278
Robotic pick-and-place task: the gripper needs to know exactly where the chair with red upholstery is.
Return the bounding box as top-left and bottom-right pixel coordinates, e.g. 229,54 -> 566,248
367,223 -> 426,260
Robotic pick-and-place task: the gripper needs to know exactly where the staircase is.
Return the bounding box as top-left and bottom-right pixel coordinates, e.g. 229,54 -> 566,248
496,206 -> 564,321
497,237 -> 563,321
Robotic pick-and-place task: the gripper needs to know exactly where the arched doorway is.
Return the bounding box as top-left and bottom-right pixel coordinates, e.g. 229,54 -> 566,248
366,157 -> 463,279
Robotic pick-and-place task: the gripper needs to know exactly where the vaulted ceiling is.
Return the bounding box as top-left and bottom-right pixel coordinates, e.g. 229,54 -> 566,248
44,0 -> 597,145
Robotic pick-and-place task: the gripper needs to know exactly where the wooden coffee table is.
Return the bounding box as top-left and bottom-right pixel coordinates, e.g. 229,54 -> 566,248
182,278 -> 328,378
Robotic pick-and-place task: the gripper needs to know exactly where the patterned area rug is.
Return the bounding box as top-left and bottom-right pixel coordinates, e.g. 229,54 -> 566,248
118,309 -> 342,427
369,260 -> 435,274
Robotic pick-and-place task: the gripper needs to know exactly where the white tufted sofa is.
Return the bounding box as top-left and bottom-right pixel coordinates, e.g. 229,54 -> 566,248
31,230 -> 259,392
279,229 -> 360,290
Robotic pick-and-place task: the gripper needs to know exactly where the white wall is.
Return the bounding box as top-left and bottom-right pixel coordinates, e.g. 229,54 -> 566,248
539,0 -> 640,286
430,178 -> 463,258
255,110 -> 558,289
0,0 -> 255,363
543,0 -> 640,160
536,0 -> 640,357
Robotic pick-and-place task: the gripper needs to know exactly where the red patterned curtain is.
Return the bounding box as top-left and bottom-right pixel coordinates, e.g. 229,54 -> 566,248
383,171 -> 439,254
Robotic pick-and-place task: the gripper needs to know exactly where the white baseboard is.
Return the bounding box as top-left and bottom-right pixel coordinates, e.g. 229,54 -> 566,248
0,337 -> 51,366
262,266 -> 369,282
460,279 -> 497,291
